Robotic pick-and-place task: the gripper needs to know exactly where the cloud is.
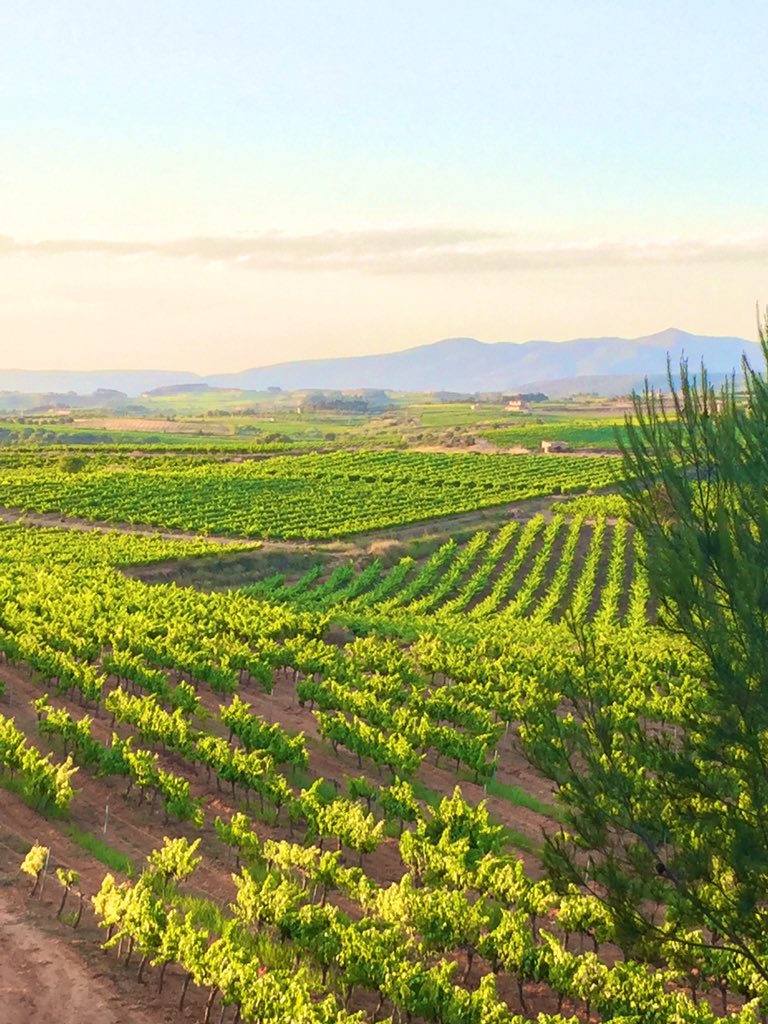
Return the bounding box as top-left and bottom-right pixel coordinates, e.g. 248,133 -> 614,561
1,228 -> 766,273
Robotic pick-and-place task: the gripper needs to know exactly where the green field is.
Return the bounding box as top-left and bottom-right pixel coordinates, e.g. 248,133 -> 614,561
0,493 -> 702,1024
243,510 -> 647,628
0,449 -> 620,537
0,392 -> 641,454
0,387 -> 755,1024
482,416 -> 630,449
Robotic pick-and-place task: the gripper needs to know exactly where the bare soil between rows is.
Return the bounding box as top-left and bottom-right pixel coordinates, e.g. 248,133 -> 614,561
0,643 -> 561,1023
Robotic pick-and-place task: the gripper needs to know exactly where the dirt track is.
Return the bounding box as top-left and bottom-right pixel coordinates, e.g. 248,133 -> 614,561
0,887 -> 160,1024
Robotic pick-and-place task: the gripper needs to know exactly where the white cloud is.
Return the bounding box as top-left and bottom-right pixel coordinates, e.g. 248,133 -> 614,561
0,228 -> 766,273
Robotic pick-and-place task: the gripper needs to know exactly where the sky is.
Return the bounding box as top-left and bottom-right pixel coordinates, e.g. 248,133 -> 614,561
2,1 -> 767,372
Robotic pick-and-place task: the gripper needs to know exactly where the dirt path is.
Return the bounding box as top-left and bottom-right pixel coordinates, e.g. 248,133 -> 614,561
412,440 -> 622,458
0,505 -> 255,547
0,884 -> 165,1024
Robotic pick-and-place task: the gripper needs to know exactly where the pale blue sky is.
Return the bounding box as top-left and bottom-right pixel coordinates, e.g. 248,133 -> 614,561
1,1 -> 766,370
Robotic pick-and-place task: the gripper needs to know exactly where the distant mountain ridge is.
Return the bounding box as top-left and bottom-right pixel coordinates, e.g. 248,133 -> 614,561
206,329 -> 759,394
0,369 -> 199,396
0,329 -> 759,397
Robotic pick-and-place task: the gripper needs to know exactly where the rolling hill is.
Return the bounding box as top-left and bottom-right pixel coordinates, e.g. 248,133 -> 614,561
0,329 -> 759,397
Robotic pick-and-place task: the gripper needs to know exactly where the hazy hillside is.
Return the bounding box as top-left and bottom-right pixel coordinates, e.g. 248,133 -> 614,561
516,370 -> 735,399
209,329 -> 757,393
0,329 -> 758,397
0,369 -> 199,395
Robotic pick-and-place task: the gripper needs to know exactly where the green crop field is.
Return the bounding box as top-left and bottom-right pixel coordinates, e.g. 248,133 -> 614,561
0,385 -> 757,1024
483,416 -> 630,449
412,402 -> 514,427
0,417 -> 331,451
0,449 -> 620,538
243,510 -> 647,628
0,491 -> 709,1024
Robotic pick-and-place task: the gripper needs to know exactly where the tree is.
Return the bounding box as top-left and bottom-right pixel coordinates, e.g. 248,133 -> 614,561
620,314 -> 768,688
58,454 -> 88,473
522,312 -> 768,987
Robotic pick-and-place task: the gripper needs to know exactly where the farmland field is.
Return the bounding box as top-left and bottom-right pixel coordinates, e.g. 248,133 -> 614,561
0,450 -> 620,538
482,417 -> 629,450
243,510 -> 648,629
0,424 -> 751,1024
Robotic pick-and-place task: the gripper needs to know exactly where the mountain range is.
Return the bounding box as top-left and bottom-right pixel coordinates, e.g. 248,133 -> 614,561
0,329 -> 760,398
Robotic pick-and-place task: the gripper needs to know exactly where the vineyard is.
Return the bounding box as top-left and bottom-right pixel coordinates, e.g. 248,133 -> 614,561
243,510 -> 649,628
0,450 -> 620,538
0,425 -> 763,1024
0,510 -> 735,1023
